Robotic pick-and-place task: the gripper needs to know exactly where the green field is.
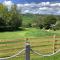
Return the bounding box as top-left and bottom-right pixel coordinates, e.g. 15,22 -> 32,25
0,28 -> 60,60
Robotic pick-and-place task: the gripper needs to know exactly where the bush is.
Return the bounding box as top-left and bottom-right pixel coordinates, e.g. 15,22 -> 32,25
0,17 -> 6,31
8,14 -> 22,29
53,21 -> 60,30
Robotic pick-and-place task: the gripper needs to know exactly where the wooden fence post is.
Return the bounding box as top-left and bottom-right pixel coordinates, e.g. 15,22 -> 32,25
25,38 -> 30,60
53,34 -> 56,53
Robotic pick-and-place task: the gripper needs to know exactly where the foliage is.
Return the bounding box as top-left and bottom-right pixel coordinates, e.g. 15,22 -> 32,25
0,3 -> 60,30
54,21 -> 60,30
0,4 -> 22,31
22,14 -> 59,30
8,13 -> 22,29
44,15 -> 57,29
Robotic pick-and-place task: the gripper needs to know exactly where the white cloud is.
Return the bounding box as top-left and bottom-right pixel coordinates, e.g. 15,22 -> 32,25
39,7 -> 49,10
17,4 -> 23,7
3,1 -> 14,6
24,3 -> 30,6
2,1 -> 60,15
17,4 -> 24,10
19,2 -> 60,15
55,10 -> 60,14
3,1 -> 14,10
50,3 -> 60,6
22,10 -> 30,14
40,2 -> 50,6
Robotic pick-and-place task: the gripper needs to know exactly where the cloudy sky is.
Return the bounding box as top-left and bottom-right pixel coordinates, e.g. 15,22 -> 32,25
1,0 -> 60,15
0,0 -> 60,4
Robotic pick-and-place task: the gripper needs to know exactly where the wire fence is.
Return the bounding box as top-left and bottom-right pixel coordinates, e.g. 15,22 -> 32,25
0,35 -> 60,60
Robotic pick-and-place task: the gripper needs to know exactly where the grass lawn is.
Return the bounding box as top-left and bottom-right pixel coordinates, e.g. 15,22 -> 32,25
0,28 -> 60,60
0,28 -> 60,39
9,53 -> 60,60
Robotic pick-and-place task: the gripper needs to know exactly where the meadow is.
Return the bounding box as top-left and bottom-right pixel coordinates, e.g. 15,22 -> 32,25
0,28 -> 60,60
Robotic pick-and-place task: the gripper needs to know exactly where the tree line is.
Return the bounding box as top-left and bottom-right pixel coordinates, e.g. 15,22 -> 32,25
0,3 -> 60,31
22,14 -> 60,30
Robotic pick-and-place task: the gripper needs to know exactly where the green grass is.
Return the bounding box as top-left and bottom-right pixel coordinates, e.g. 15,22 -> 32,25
0,28 -> 60,39
26,28 -> 60,37
0,28 -> 60,60
0,30 -> 27,40
8,53 -> 60,60
26,28 -> 54,37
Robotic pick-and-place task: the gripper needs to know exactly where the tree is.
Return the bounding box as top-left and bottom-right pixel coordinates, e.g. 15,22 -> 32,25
0,4 -> 7,27
0,4 -> 22,31
8,4 -> 22,29
32,15 -> 45,29
44,15 -> 57,29
0,17 -> 6,27
9,14 -> 22,29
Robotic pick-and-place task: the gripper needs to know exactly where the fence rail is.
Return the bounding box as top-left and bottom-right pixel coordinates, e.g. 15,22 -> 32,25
0,35 -> 60,60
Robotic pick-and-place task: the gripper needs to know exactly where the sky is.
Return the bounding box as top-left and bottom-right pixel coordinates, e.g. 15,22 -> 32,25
0,0 -> 60,4
1,0 -> 60,15
13,0 -> 60,4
